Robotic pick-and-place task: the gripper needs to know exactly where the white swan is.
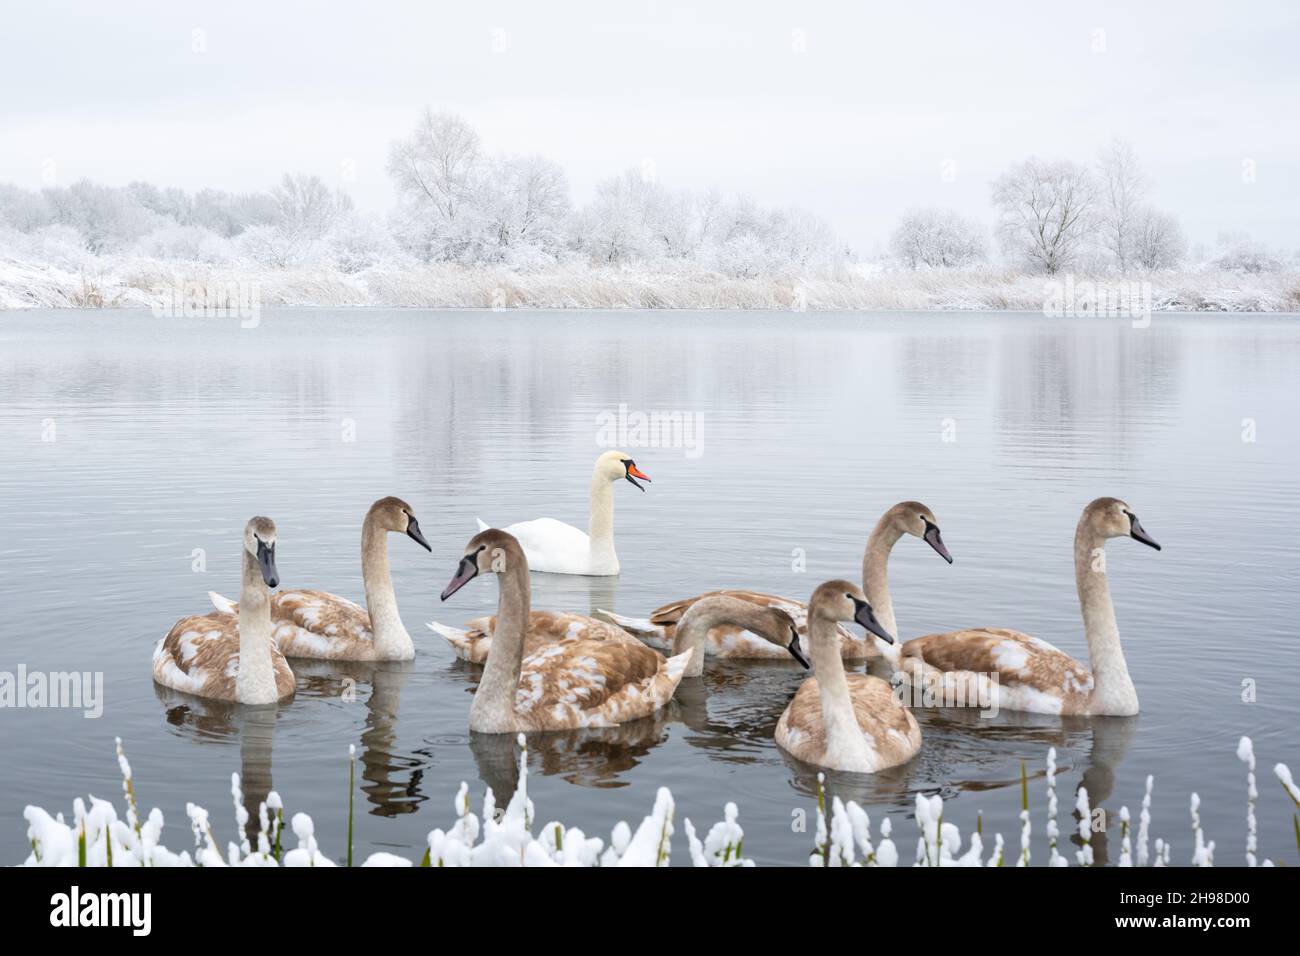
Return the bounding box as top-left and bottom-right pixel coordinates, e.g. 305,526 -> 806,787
211,497 -> 431,661
776,580 -> 921,773
153,517 -> 295,704
900,497 -> 1160,716
439,528 -> 691,733
599,500 -> 952,663
475,450 -> 650,575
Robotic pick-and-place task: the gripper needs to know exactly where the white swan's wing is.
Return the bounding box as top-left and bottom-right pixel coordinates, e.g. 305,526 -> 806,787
593,609 -> 665,639
475,517 -> 490,532
208,591 -> 238,615
427,619 -> 491,663
497,517 -> 593,574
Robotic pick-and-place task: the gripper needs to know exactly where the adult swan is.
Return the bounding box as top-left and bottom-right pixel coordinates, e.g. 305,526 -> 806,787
474,451 -> 650,575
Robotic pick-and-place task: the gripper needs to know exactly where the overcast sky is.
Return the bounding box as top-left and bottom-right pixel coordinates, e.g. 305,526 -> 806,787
2,0 -> 1297,251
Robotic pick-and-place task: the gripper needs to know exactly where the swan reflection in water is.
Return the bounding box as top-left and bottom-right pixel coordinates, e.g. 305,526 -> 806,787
779,700 -> 1137,865
457,657 -> 803,806
158,628 -> 1137,863
154,683 -> 279,843
292,659 -> 424,817
155,657 -> 425,839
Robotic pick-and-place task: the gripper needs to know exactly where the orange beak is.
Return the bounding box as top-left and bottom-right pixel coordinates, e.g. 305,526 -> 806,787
627,464 -> 650,482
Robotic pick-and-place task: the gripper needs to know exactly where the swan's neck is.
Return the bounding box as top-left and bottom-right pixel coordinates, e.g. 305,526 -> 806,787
587,472 -> 617,566
809,617 -> 873,768
236,550 -> 278,705
862,518 -> 903,670
1074,524 -> 1138,716
361,517 -> 412,659
470,561 -> 530,733
674,599 -> 772,678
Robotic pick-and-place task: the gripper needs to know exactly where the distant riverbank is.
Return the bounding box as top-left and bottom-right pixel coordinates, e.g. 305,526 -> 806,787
2,257 -> 1297,313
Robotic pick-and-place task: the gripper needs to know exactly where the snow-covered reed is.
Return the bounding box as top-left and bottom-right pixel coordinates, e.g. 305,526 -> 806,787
1276,762 -> 1300,860
17,737 -> 1296,867
1017,759 -> 1031,866
1189,793 -> 1215,866
1238,736 -> 1258,866
1045,747 -> 1067,867
1074,787 -> 1094,866
2,255 -> 1298,313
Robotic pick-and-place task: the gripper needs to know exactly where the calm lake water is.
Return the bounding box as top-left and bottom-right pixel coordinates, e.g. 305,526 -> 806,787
1,307 -> 1297,866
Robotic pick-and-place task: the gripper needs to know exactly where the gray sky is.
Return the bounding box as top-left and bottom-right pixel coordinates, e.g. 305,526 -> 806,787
2,0 -> 1297,251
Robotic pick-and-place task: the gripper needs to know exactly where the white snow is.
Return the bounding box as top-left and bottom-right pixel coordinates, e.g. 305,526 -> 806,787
15,737 -> 1296,868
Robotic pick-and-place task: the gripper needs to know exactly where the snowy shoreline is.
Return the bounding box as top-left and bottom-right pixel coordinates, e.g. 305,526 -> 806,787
19,736 -> 1300,867
3,258 -> 1298,314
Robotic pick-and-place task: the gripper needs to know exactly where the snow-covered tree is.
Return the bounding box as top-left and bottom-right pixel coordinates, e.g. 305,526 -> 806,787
190,188 -> 277,237
0,184 -> 53,231
387,110 -> 483,261
239,173 -> 348,267
0,222 -> 91,270
890,207 -> 988,269
1130,208 -> 1185,270
577,172 -> 654,265
41,180 -> 160,254
763,206 -> 838,270
474,154 -> 570,265
1212,231 -> 1283,273
133,223 -> 235,264
328,210 -> 409,273
991,158 -> 1097,274
1097,138 -> 1147,272
270,173 -> 345,243
127,182 -> 197,227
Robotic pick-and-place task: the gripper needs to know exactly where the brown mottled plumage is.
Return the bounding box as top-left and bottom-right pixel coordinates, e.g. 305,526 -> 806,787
211,497 -> 429,661
214,588 -> 377,658
775,673 -> 921,769
596,502 -> 953,665
510,634 -> 682,731
774,580 -> 921,773
895,497 -> 1160,717
154,612 -> 296,702
269,589 -> 374,659
603,589 -> 872,660
153,517 -> 295,704
429,610 -> 638,664
901,629 -> 1093,715
438,528 -> 690,733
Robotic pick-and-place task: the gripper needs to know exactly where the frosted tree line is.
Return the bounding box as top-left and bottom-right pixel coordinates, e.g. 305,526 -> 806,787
0,113 -> 1291,280
892,137 -> 1287,275
0,110 -> 845,280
